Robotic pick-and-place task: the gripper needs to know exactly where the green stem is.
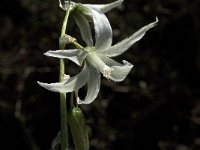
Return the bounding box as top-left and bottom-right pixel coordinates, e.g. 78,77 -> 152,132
72,41 -> 84,49
59,1 -> 71,150
70,92 -> 74,109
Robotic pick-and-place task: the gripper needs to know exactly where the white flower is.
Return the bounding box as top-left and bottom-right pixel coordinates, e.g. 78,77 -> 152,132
38,17 -> 158,104
38,0 -> 158,104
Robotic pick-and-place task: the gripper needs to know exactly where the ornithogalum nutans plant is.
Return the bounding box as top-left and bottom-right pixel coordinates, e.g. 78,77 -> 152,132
37,0 -> 158,150
38,18 -> 158,104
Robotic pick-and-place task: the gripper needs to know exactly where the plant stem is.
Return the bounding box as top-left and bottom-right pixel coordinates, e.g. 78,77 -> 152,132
70,92 -> 74,109
72,41 -> 84,49
59,1 -> 71,150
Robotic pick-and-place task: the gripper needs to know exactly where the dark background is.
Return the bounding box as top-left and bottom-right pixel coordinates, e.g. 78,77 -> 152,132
0,0 -> 200,150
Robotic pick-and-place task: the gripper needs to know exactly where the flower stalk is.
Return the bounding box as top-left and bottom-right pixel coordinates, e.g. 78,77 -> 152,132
59,1 -> 71,150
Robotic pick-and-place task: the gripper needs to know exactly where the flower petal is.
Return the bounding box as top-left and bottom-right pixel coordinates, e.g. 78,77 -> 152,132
37,63 -> 89,93
99,55 -> 133,82
77,66 -> 101,104
84,0 -> 123,13
74,14 -> 93,46
91,9 -> 112,51
74,3 -> 92,17
44,49 -> 88,66
98,18 -> 158,57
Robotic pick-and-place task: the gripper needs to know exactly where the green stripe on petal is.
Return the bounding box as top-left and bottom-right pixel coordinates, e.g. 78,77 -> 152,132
91,9 -> 112,51
74,14 -> 93,46
74,3 -> 92,17
77,66 -> 101,104
37,63 -> 89,93
99,55 -> 134,82
84,0 -> 123,13
44,49 -> 88,66
98,18 -> 158,57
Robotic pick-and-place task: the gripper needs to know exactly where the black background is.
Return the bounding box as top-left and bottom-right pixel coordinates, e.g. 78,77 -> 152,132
0,0 -> 200,149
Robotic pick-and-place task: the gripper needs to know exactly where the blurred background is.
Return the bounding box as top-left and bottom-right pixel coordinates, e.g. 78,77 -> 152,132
0,0 -> 200,149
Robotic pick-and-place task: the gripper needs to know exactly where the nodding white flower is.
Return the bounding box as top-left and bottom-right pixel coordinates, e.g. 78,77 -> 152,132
38,0 -> 158,104
38,18 -> 158,104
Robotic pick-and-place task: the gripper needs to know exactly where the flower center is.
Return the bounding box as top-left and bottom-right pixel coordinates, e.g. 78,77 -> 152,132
86,50 -> 113,79
102,65 -> 113,79
83,46 -> 96,52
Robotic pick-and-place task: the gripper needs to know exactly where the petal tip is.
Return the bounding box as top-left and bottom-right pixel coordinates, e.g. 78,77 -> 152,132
37,81 -> 45,87
155,17 -> 159,22
152,17 -> 159,27
43,51 -> 52,56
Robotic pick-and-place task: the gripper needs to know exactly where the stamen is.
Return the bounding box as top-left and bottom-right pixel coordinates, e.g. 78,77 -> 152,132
103,66 -> 113,79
